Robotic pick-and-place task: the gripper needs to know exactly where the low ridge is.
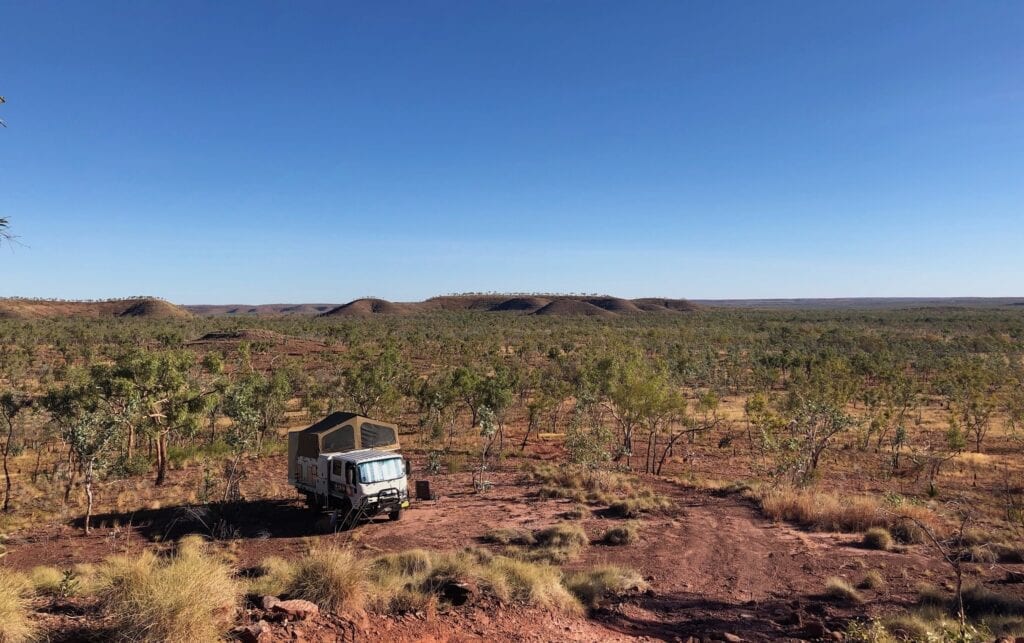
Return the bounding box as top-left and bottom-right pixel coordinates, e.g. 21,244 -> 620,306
0,297 -> 191,320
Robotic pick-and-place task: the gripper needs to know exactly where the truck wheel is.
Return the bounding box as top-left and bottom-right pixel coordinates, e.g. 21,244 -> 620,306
388,509 -> 402,522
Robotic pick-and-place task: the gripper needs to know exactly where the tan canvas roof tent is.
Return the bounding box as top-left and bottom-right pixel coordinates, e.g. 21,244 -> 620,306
288,412 -> 401,483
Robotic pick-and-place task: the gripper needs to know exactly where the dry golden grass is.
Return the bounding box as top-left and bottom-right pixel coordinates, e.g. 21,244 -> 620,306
248,556 -> 296,598
607,490 -> 672,518
94,540 -> 241,643
857,570 -> 886,591
600,523 -> 638,546
28,566 -> 64,597
286,545 -> 368,615
366,547 -> 583,615
755,487 -> 938,543
862,527 -> 894,551
564,565 -> 648,609
825,576 -> 863,603
0,568 -> 36,643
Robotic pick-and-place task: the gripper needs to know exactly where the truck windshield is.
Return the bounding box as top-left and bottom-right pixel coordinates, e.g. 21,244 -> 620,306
358,458 -> 404,484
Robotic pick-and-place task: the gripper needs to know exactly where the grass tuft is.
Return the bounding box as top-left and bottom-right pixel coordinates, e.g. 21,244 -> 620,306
601,523 -> 638,546
248,556 -> 296,598
287,545 -> 368,615
756,487 -> 937,543
857,570 -> 886,591
825,576 -> 863,603
862,527 -> 894,551
564,565 -> 648,609
29,565 -> 65,596
95,542 -> 240,643
0,568 -> 36,643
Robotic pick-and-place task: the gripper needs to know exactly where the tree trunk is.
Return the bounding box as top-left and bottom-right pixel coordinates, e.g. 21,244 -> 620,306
2,415 -> 14,513
155,432 -> 168,486
84,460 -> 95,535
32,444 -> 42,483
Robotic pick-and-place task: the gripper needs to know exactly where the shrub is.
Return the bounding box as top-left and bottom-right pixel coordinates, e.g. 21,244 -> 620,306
95,544 -> 240,643
0,568 -> 36,643
287,546 -> 368,614
564,565 -> 647,609
862,527 -> 894,551
825,577 -> 863,603
109,454 -> 151,478
857,570 -> 886,591
601,523 -> 637,546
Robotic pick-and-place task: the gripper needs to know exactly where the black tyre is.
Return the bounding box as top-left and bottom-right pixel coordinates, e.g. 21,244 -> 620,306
388,509 -> 402,522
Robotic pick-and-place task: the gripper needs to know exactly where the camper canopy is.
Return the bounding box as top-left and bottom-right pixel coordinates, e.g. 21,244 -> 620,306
291,412 -> 400,459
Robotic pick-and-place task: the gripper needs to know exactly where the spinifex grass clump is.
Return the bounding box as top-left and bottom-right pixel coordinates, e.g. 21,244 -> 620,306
825,576 -> 863,603
755,487 -> 937,543
564,565 -> 648,609
531,464 -> 671,516
862,527 -> 894,551
601,522 -> 638,545
0,568 -> 36,643
94,539 -> 241,643
607,489 -> 672,518
365,547 -> 583,615
286,545 -> 368,614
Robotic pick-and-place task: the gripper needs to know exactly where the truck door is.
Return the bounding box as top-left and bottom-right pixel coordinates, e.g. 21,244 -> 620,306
316,457 -> 330,498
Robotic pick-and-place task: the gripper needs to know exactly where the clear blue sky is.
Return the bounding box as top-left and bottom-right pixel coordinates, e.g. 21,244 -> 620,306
2,2 -> 1022,303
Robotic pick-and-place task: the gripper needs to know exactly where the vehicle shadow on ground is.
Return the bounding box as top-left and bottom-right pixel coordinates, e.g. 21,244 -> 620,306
73,498 -> 387,542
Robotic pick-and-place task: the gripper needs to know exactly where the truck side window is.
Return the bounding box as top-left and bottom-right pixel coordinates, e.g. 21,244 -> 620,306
332,461 -> 343,477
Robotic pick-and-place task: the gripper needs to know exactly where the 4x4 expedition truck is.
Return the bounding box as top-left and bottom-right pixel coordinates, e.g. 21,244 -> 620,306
288,412 -> 410,525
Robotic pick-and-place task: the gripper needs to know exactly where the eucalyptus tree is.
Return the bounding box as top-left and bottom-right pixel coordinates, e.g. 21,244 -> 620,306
339,344 -> 410,418
941,356 -> 1004,453
109,350 -> 215,486
42,382 -> 121,534
0,393 -> 31,512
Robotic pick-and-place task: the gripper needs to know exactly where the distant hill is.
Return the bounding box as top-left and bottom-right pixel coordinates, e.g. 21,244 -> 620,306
185,304 -> 337,316
184,295 -> 700,318
0,297 -> 191,320
318,295 -> 699,317
692,297 -> 1024,310
320,298 -> 416,317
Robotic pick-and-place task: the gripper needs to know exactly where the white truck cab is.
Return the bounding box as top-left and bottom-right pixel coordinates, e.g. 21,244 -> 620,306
311,448 -> 410,520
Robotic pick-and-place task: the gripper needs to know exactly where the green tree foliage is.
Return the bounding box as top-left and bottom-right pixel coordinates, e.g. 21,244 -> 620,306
339,345 -> 409,418
42,383 -> 120,533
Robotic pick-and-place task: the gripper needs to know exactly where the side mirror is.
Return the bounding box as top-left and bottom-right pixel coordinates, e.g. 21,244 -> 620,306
404,458 -> 412,476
